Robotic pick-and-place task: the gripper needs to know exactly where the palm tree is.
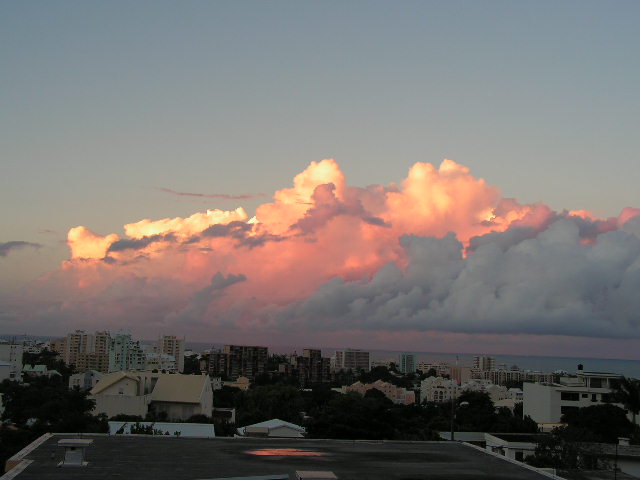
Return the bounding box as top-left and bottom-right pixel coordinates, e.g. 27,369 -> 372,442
612,376 -> 640,426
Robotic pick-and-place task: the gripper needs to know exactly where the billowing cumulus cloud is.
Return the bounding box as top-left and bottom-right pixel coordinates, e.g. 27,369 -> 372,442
9,159 -> 640,342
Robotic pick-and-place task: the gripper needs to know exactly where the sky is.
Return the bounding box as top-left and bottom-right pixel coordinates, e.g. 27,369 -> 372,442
1,1 -> 640,359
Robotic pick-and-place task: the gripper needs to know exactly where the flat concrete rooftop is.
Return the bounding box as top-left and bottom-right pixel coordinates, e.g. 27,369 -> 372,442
7,433 -> 552,479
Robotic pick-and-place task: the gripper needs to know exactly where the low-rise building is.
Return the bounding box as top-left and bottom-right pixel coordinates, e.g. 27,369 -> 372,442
523,367 -> 633,426
69,370 -> 103,391
420,376 -> 460,403
22,365 -> 61,379
344,380 -> 415,405
237,419 -> 306,438
90,371 -> 213,421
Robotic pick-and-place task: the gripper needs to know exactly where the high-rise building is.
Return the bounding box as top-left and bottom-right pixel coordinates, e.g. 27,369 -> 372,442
473,355 -> 496,371
201,345 -> 268,380
223,345 -> 268,380
157,335 -> 185,373
0,341 -> 23,380
59,330 -> 111,373
294,349 -> 331,386
333,349 -> 370,372
398,353 -> 416,374
108,330 -> 144,373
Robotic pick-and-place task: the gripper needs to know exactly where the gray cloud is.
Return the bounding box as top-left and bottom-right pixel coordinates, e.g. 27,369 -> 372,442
283,217 -> 640,338
108,233 -> 176,253
0,241 -> 42,258
163,272 -> 247,326
157,187 -> 266,201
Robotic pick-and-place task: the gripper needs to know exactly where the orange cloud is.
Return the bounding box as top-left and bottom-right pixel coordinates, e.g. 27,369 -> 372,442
25,157 -> 638,344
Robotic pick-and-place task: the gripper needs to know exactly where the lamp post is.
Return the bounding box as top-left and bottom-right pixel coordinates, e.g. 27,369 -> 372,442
450,398 -> 469,442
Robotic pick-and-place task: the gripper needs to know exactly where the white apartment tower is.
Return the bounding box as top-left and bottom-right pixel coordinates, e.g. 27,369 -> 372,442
398,353 -> 416,374
333,349 -> 370,372
0,341 -> 23,380
473,355 -> 496,371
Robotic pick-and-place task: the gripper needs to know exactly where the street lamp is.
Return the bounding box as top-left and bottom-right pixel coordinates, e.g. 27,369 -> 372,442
450,399 -> 469,441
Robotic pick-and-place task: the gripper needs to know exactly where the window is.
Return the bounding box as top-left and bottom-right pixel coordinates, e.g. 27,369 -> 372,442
591,394 -> 597,402
590,378 -> 603,388
515,451 -> 524,461
561,392 -> 579,401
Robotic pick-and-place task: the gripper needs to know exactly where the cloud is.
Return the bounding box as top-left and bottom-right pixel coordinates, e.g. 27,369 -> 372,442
6,158 -> 640,347
157,187 -> 266,200
284,218 -> 640,338
0,241 -> 42,258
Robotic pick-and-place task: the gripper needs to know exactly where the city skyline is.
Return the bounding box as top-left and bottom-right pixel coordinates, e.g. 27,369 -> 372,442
2,2 -> 640,360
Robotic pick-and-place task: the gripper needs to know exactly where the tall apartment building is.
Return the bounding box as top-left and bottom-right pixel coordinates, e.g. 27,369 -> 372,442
223,345 -> 268,380
157,335 -> 185,373
58,330 -> 111,373
0,341 -> 23,380
108,331 -> 145,373
473,355 -> 496,371
398,353 -> 416,374
202,345 -> 268,380
294,349 -> 331,386
333,349 -> 370,372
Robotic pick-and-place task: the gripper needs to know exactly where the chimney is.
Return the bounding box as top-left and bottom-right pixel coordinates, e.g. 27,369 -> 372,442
57,439 -> 93,467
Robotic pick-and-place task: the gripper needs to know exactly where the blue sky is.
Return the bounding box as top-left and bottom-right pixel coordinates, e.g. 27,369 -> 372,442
2,1 -> 640,355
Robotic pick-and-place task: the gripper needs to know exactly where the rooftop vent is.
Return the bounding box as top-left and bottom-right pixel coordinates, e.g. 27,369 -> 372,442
57,439 -> 93,467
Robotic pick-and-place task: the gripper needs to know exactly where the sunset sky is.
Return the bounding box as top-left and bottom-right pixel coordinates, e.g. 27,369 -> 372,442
2,1 -> 640,359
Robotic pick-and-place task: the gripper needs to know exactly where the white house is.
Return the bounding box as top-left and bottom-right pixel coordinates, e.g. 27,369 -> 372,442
523,368 -> 635,426
484,433 -> 546,462
90,371 -> 213,421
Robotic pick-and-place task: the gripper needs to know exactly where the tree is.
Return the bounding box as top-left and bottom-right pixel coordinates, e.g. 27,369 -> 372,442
561,404 -> 634,443
612,376 -> 640,425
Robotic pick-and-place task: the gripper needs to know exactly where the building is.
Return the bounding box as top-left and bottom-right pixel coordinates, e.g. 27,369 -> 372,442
56,330 -> 111,373
22,364 -> 61,379
523,367 -> 633,426
0,341 -> 23,380
398,353 -> 416,374
237,419 -> 306,438
473,355 -> 496,371
0,362 -> 13,382
68,370 -> 103,391
484,433 -> 546,462
90,371 -> 213,420
223,376 -> 251,391
223,345 -> 268,380
4,434 -> 555,479
420,376 -> 460,403
472,368 -> 556,386
157,335 -> 185,373
108,331 -> 145,373
143,352 -> 177,372
292,349 -> 331,386
333,348 -> 370,372
201,345 -> 268,380
343,380 -> 415,405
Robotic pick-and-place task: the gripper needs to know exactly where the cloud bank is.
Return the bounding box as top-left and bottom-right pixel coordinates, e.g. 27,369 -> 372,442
6,159 -> 640,343
0,241 -> 42,258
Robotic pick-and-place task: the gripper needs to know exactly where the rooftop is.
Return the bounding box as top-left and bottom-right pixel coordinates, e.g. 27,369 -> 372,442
5,433 -> 554,479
